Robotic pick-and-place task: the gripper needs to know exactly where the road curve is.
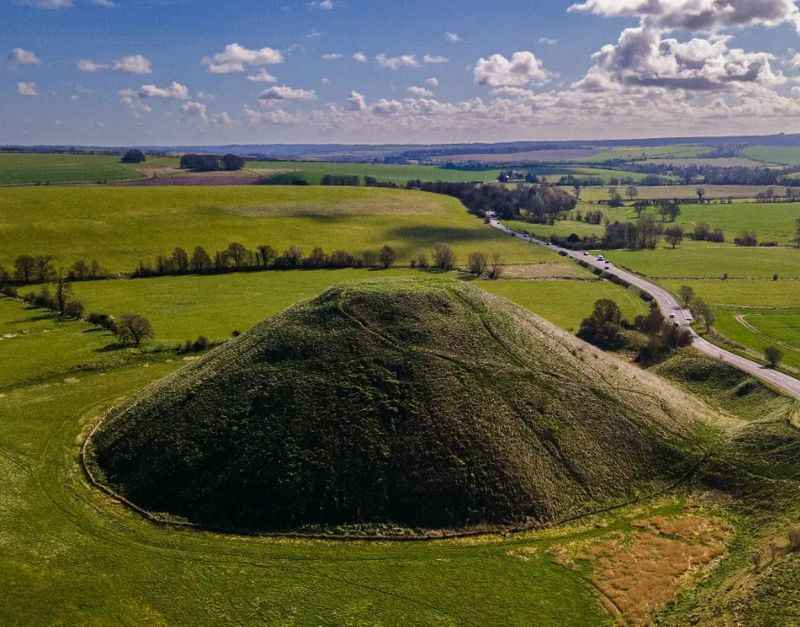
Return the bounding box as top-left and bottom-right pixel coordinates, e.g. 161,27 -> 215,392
490,217 -> 800,400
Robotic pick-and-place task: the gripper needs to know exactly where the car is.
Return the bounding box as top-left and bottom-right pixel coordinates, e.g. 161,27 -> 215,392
604,265 -> 610,270
596,255 -> 605,261
582,251 -> 589,256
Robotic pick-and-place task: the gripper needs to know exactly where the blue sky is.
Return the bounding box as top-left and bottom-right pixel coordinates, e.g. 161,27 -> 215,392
4,0 -> 800,145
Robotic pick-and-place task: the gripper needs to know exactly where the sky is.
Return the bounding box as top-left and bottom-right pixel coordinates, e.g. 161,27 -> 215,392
4,0 -> 800,145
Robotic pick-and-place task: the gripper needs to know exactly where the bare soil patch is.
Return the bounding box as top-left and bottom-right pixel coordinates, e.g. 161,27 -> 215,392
499,263 -> 590,279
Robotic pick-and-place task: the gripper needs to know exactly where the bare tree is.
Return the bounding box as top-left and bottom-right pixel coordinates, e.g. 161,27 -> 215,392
432,243 -> 456,271
378,245 -> 397,269
467,251 -> 488,276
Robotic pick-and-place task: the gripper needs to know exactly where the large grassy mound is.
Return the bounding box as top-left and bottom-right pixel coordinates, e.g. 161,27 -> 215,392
88,278 -> 709,531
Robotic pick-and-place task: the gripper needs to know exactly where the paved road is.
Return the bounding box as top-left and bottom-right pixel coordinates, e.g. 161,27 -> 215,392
490,218 -> 800,400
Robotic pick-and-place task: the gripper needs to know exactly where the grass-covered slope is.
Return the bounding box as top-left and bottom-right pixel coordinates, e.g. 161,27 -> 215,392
88,278 -> 709,532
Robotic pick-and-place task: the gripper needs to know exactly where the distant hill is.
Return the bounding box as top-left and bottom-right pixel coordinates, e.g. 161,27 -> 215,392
7,132 -> 800,163
87,278 -> 711,532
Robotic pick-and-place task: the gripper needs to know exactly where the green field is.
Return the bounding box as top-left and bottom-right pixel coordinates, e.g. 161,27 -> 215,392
0,153 -> 146,185
40,269 -> 640,345
579,185 -> 783,202
743,145 -> 800,165
248,160 -> 503,184
606,241 -> 800,279
585,144 -> 711,163
0,185 -> 555,272
481,279 -> 648,332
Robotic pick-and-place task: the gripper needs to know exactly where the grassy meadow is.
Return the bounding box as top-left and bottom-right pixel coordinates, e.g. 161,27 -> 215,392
0,153 -> 146,185
248,160 -> 503,183
743,145 -> 800,165
584,144 -> 711,163
605,241 -> 800,279
0,185 -> 556,272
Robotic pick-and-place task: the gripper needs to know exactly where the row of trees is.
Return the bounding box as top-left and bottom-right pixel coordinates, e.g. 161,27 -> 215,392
132,242 -> 399,278
4,255 -> 107,286
179,153 -> 245,172
407,181 -> 577,223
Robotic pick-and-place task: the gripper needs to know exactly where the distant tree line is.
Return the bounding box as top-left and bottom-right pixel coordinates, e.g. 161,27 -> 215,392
627,162 -> 800,187
406,181 -> 577,223
3,255 -> 107,286
132,242 -> 403,278
179,153 -> 246,172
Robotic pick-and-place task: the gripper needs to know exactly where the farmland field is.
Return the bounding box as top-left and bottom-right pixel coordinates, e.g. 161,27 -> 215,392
0,185 -> 555,271
584,144 -> 711,163
247,160 -> 503,183
580,185 -> 783,202
0,153 -> 146,185
606,241 -> 800,279
743,145 -> 800,165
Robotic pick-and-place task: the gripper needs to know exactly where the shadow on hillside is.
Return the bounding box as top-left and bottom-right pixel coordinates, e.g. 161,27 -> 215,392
386,225 -> 508,244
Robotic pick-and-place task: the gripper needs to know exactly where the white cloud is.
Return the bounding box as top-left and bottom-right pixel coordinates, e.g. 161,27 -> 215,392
181,100 -> 233,126
353,51 -> 368,63
423,55 -> 449,64
568,0 -> 800,32
8,48 -> 40,65
78,59 -> 108,72
538,37 -> 559,45
578,26 -> 785,91
425,77 -> 439,87
347,90 -> 367,111
258,85 -> 317,101
22,0 -> 73,8
310,0 -> 334,8
78,54 -> 152,74
93,0 -> 115,7
322,53 -> 343,60
203,43 -> 284,74
246,69 -> 278,83
139,81 -> 189,99
376,53 -> 419,69
113,55 -> 152,74
321,77 -> 331,85
444,32 -> 462,43
474,51 -> 551,87
17,81 -> 38,96
119,88 -> 152,116
407,86 -> 434,97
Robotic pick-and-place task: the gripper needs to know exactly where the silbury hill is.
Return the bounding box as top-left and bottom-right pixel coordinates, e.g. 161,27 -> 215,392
88,278 -> 710,532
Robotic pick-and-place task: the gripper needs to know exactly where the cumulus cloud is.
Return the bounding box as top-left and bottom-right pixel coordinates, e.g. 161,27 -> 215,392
246,69 -> 278,83
139,81 -> 189,99
17,81 -> 38,96
407,85 -> 434,97
258,85 -> 317,101
119,88 -> 152,116
203,43 -> 284,74
310,0 -> 334,9
22,0 -> 73,8
8,48 -> 40,65
353,51 -> 368,63
322,53 -> 343,60
568,0 -> 800,32
423,54 -> 449,64
180,100 -> 233,126
474,51 -> 551,87
376,53 -> 419,69
425,77 -> 439,87
444,32 -> 462,43
347,90 -> 368,111
78,54 -> 152,74
578,26 -> 785,91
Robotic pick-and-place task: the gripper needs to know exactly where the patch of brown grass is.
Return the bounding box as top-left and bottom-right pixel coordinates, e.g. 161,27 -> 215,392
498,264 -> 590,279
552,514 -> 733,625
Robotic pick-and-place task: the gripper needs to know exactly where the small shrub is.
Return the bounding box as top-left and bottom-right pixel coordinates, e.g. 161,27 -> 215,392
63,300 -> 84,319
764,345 -> 784,369
192,336 -> 210,352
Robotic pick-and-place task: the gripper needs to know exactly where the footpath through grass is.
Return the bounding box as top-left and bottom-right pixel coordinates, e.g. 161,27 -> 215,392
0,185 -> 553,272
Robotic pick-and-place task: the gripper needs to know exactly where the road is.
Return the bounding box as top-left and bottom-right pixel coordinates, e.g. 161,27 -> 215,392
490,217 -> 800,400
